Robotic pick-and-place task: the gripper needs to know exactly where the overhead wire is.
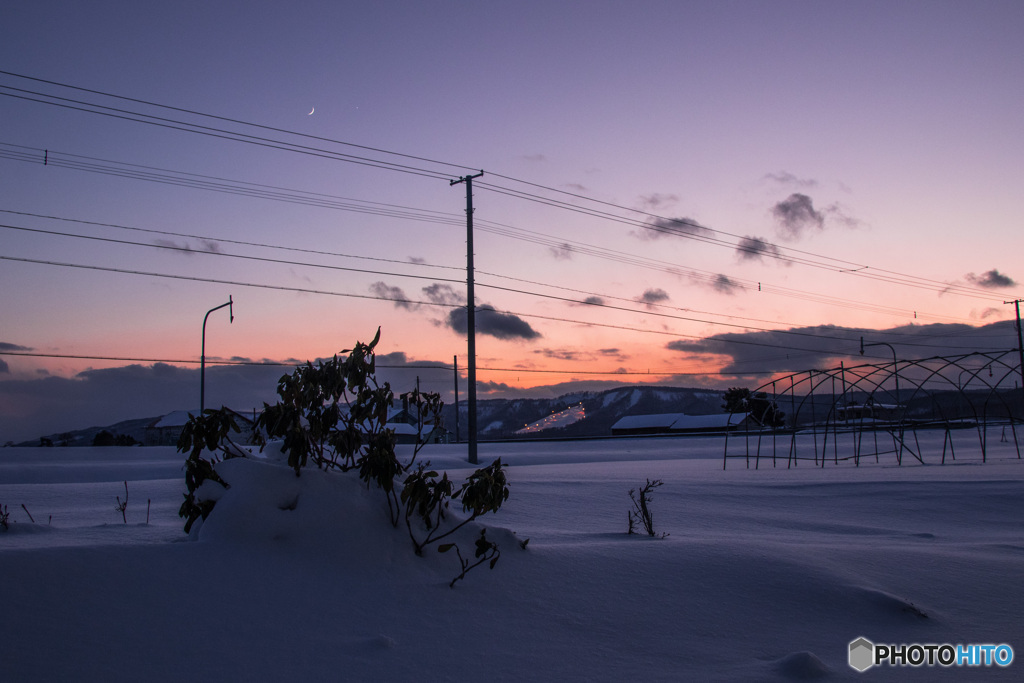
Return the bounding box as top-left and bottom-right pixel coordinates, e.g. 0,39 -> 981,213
3,218 -> 997,351
0,69 -> 479,174
0,84 -> 456,181
0,254 -> 868,358
0,144 -> 464,226
478,171 -> 1016,301
0,350 -> 777,377
1,70 -> 1012,303
2,71 -> 1018,376
0,144 -> 980,325
0,221 -> 871,348
0,206 -> 465,274
475,179 -> 1011,301
2,252 -> 1013,359
0,222 -> 467,286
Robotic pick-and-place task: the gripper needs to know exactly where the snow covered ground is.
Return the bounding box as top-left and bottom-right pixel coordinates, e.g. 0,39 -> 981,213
2,432 -> 1023,681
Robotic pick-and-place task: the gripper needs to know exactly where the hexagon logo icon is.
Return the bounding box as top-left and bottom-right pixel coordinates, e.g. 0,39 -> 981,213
849,637 -> 874,672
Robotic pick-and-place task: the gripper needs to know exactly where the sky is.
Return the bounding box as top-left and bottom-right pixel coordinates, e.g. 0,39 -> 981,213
2,1 -> 1024,441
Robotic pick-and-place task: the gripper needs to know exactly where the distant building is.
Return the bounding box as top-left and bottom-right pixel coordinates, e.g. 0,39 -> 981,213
145,405 -> 449,448
669,413 -> 755,433
836,400 -> 901,422
144,409 -> 257,446
611,412 -> 755,436
610,413 -> 686,436
386,406 -> 451,444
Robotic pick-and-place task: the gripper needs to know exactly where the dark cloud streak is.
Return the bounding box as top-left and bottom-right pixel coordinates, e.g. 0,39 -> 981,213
666,321 -> 1020,375
736,236 -> 783,263
638,216 -> 711,241
369,282 -> 419,310
549,243 -> 574,260
448,306 -> 541,341
966,269 -> 1016,289
637,288 -> 670,308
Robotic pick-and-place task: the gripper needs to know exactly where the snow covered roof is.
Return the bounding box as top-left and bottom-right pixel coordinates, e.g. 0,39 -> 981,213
151,408 -> 256,429
151,410 -> 197,429
611,413 -> 687,432
388,423 -> 420,436
668,413 -> 749,432
612,412 -> 752,434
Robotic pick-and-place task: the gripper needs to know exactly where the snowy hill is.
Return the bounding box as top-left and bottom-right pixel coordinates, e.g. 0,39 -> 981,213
444,386 -> 724,439
515,403 -> 587,435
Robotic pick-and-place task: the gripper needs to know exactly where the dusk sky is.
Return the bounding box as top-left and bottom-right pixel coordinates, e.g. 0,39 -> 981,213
3,1 -> 1024,442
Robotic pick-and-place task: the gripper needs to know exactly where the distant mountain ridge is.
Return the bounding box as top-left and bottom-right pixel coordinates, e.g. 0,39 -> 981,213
442,386 -> 724,440
11,386 -> 725,446
10,415 -> 161,448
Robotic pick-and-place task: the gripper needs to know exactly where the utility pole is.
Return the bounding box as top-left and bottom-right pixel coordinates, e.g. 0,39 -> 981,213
1005,299 -> 1024,413
451,171 -> 483,464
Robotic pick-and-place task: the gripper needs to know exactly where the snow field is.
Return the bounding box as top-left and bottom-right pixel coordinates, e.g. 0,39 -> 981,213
1,436 -> 1023,681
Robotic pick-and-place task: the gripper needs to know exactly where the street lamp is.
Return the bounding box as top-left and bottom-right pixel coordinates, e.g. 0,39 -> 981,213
860,337 -> 900,403
957,363 -> 993,420
861,336 -> 903,459
200,296 -> 234,413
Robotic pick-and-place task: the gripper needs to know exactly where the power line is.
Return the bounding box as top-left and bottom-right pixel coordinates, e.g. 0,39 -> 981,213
0,206 -> 464,274
4,219 -> 983,351
470,218 -> 975,323
0,144 -> 978,328
0,142 -> 988,323
0,70 -> 478,174
0,222 -> 467,286
0,144 -> 467,229
475,180 -> 1013,302
476,173 -> 1017,302
0,254 -> 458,309
4,216 -> 1010,352
0,350 -> 452,370
0,254 -> 880,358
0,221 -> 856,342
0,350 -> 757,377
0,84 -> 455,181
1,71 -> 1013,303
4,348 -> 1015,378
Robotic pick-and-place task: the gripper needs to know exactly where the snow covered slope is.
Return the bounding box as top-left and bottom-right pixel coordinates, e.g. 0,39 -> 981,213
2,434 -> 1023,680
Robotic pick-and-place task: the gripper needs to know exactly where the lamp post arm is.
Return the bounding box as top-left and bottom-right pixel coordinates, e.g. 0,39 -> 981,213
200,296 -> 235,414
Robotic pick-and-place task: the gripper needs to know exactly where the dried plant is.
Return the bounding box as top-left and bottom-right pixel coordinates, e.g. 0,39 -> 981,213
628,479 -> 667,538
115,481 -> 128,524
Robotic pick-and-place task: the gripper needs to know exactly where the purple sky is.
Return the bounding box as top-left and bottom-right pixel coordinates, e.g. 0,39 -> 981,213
2,1 -> 1024,442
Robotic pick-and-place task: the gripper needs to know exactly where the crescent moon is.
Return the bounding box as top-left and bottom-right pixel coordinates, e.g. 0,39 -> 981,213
308,107 -> 315,116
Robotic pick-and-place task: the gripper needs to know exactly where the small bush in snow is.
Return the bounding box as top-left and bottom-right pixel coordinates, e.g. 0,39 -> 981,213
0,504 -> 9,531
440,529 -> 500,588
401,458 -> 509,557
628,479 -> 666,538
177,406 -> 249,532
178,328 -> 516,586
